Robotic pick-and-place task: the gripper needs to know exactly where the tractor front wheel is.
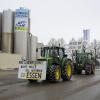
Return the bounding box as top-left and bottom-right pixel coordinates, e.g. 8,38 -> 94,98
91,64 -> 95,74
48,65 -> 61,82
73,63 -> 77,74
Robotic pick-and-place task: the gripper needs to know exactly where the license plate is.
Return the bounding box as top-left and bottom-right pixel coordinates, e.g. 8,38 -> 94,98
26,72 -> 42,80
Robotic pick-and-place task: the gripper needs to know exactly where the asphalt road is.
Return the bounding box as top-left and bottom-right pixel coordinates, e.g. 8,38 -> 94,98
0,69 -> 100,100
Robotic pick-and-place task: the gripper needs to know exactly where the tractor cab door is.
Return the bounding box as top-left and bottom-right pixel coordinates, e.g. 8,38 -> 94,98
51,48 -> 60,65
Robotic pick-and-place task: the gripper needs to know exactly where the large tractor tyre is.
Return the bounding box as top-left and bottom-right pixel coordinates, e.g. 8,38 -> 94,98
91,64 -> 95,74
46,67 -> 51,81
61,62 -> 72,81
48,65 -> 61,82
85,64 -> 91,75
85,71 -> 90,75
73,63 -> 77,74
91,69 -> 95,74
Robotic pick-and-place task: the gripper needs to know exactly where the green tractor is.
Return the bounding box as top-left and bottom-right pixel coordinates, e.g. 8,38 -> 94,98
73,51 -> 95,75
18,46 -> 73,82
40,46 -> 73,82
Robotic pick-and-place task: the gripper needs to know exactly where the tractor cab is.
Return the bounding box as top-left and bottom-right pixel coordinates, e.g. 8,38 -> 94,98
73,51 -> 95,74
73,51 -> 93,63
76,53 -> 91,62
41,46 -> 66,58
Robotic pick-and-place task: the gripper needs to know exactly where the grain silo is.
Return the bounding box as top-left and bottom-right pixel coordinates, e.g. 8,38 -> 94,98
31,35 -> 38,61
36,43 -> 44,59
14,7 -> 30,59
2,9 -> 14,53
0,13 -> 2,50
27,33 -> 32,60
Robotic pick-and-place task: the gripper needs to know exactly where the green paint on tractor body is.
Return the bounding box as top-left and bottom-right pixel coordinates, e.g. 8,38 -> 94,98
37,46 -> 73,82
73,51 -> 95,75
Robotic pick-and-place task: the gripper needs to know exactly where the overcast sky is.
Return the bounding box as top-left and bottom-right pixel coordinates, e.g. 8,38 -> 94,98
0,0 -> 100,44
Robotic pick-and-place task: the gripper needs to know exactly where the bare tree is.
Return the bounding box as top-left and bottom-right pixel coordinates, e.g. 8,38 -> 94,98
48,38 -> 57,46
57,38 -> 66,47
48,38 -> 66,47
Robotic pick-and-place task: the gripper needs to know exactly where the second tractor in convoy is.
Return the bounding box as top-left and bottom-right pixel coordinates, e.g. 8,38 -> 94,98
72,51 -> 95,75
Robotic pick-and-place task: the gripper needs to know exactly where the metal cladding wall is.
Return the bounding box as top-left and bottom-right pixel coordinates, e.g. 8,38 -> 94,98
2,10 -> 13,33
0,13 -> 2,50
2,9 -> 14,53
31,35 -> 37,61
14,7 -> 29,58
14,32 -> 28,58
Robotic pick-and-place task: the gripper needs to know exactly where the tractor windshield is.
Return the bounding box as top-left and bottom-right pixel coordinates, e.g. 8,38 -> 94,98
86,53 -> 92,60
41,47 -> 64,57
41,48 -> 59,57
76,53 -> 83,63
76,53 -> 92,63
41,48 -> 50,57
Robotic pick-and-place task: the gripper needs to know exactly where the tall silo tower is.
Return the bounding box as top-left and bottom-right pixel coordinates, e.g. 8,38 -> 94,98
0,13 -> 2,50
27,34 -> 38,60
2,9 -> 14,53
14,7 -> 30,59
27,33 -> 32,60
31,35 -> 38,61
36,43 -> 44,59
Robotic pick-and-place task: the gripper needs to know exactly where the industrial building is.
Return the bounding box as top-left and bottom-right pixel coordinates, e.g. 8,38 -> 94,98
2,9 -> 14,53
14,7 -> 30,58
0,7 -> 43,69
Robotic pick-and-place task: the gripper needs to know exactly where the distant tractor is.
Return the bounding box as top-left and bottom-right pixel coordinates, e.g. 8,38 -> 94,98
18,46 -> 73,82
72,51 -> 95,75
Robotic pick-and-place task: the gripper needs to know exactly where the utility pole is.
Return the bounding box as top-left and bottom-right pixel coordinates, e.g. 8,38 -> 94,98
94,39 -> 97,64
94,48 -> 96,63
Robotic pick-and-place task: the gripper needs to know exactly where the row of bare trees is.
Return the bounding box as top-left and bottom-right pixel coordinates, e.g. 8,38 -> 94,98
48,38 -> 66,47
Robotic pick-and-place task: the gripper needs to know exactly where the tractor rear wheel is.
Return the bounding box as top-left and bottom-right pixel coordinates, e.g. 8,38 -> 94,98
48,65 -> 61,82
85,71 -> 89,75
73,63 -> 77,74
91,64 -> 95,74
85,64 -> 91,75
61,62 -> 72,81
